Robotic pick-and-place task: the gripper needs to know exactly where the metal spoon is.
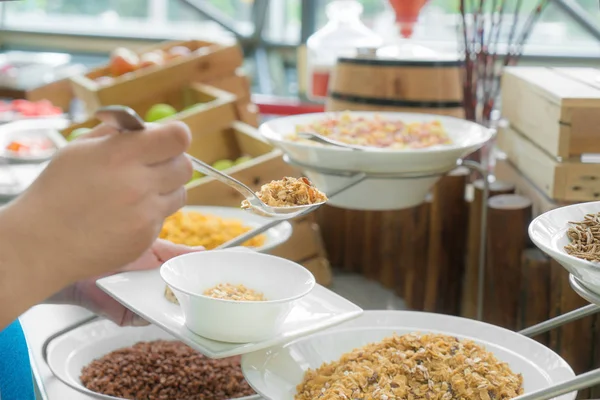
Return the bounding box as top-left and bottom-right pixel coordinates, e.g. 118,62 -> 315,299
296,131 -> 382,151
94,106 -> 325,220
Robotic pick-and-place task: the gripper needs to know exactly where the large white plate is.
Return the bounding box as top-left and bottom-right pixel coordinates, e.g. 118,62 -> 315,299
241,310 -> 576,400
529,201 -> 600,292
46,319 -> 261,400
0,117 -> 68,163
97,266 -> 363,359
260,111 -> 493,174
178,205 -> 293,253
259,112 -> 493,210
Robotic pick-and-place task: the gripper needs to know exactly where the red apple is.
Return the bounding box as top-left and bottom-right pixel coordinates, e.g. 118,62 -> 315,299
109,47 -> 139,77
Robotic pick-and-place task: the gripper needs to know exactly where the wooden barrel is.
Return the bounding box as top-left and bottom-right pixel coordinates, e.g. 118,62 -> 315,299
326,56 -> 464,118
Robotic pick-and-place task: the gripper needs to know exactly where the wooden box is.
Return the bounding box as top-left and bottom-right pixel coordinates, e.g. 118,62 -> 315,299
60,83 -> 238,148
186,122 -> 332,286
497,125 -> 600,202
501,67 -> 600,158
70,40 -> 244,116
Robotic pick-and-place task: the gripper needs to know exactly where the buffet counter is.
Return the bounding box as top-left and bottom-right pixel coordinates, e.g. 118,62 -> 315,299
21,305 -> 95,400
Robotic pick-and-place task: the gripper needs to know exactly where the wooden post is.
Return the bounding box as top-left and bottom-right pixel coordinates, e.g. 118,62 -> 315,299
484,194 -> 532,330
549,260 -> 595,399
316,206 -> 346,268
518,248 -> 550,345
401,201 -> 431,310
462,179 -> 515,318
424,168 -> 469,314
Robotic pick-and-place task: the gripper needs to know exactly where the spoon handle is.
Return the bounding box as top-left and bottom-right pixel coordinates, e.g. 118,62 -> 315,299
94,106 -> 258,200
185,155 -> 257,199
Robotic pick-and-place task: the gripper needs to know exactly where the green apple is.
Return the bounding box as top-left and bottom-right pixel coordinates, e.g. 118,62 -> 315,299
145,103 -> 177,122
67,127 -> 92,141
191,170 -> 204,180
212,159 -> 234,171
234,155 -> 252,165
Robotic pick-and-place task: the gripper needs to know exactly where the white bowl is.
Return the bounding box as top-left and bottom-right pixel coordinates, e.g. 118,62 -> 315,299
160,249 -> 316,344
241,310 -> 575,400
260,111 -> 493,210
529,201 -> 600,292
46,319 -> 261,400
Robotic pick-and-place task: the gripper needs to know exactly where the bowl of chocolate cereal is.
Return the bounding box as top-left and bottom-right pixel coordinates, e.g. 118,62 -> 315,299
529,201 -> 600,293
160,249 -> 315,343
46,319 -> 260,400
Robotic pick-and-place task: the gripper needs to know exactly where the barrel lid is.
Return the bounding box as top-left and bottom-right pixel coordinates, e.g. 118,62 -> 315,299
339,43 -> 462,67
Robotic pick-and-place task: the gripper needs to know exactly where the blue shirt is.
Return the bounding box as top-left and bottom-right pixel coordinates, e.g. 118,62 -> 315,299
0,320 -> 36,400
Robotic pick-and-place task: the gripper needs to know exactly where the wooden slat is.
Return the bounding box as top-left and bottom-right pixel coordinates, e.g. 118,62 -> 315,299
424,168 -> 469,315
496,126 -> 600,202
461,179 -> 515,318
501,67 -> 600,158
518,248 -> 550,345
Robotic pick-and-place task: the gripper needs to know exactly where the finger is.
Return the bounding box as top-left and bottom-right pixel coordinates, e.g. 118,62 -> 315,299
129,121 -> 192,165
152,238 -> 205,262
158,186 -> 187,218
119,248 -> 161,272
81,123 -> 119,139
151,154 -> 193,195
122,311 -> 150,327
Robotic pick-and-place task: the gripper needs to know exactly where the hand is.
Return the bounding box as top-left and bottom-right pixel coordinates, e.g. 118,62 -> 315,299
48,239 -> 204,326
6,121 -> 193,285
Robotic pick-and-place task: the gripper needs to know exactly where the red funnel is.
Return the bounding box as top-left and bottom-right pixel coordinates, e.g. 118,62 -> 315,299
388,0 -> 428,38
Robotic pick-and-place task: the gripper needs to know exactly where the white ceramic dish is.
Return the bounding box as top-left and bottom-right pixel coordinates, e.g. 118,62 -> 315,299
177,205 -> 293,253
241,310 -> 576,400
529,201 -> 600,292
161,250 -> 316,343
260,111 -> 493,210
0,117 -> 69,163
96,249 -> 363,359
46,319 -> 261,400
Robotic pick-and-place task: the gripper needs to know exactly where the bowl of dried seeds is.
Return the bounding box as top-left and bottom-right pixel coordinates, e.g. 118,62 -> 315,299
529,201 -> 600,293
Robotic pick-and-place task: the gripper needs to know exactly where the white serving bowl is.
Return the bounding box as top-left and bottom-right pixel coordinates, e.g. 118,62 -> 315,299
260,111 -> 493,210
529,201 -> 600,292
160,249 -> 316,344
241,311 -> 575,400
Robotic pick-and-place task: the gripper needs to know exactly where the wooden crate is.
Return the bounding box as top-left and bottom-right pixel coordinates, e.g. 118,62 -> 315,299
205,71 -> 259,127
501,67 -> 600,158
60,83 -> 238,146
71,40 -> 244,116
185,122 -> 332,286
494,155 -> 578,217
497,125 -> 600,202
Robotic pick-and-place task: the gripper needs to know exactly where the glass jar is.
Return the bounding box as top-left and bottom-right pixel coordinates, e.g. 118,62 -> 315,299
306,0 -> 382,102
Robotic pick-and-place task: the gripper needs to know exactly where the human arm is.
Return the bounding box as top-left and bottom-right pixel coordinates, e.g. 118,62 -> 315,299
44,239 -> 204,326
0,121 -> 193,330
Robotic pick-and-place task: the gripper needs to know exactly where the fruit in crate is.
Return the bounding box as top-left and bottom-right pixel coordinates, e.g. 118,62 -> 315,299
109,47 -> 140,77
139,50 -> 165,68
167,46 -> 191,59
145,104 -> 177,122
0,99 -> 62,120
67,127 -> 92,142
189,170 -> 205,183
212,159 -> 235,171
234,156 -> 252,165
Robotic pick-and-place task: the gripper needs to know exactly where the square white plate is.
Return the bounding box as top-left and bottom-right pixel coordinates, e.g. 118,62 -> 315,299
97,268 -> 363,359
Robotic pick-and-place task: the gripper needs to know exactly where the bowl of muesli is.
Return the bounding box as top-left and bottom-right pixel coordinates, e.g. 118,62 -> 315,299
241,310 -> 575,400
259,111 -> 493,210
160,249 -> 315,343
